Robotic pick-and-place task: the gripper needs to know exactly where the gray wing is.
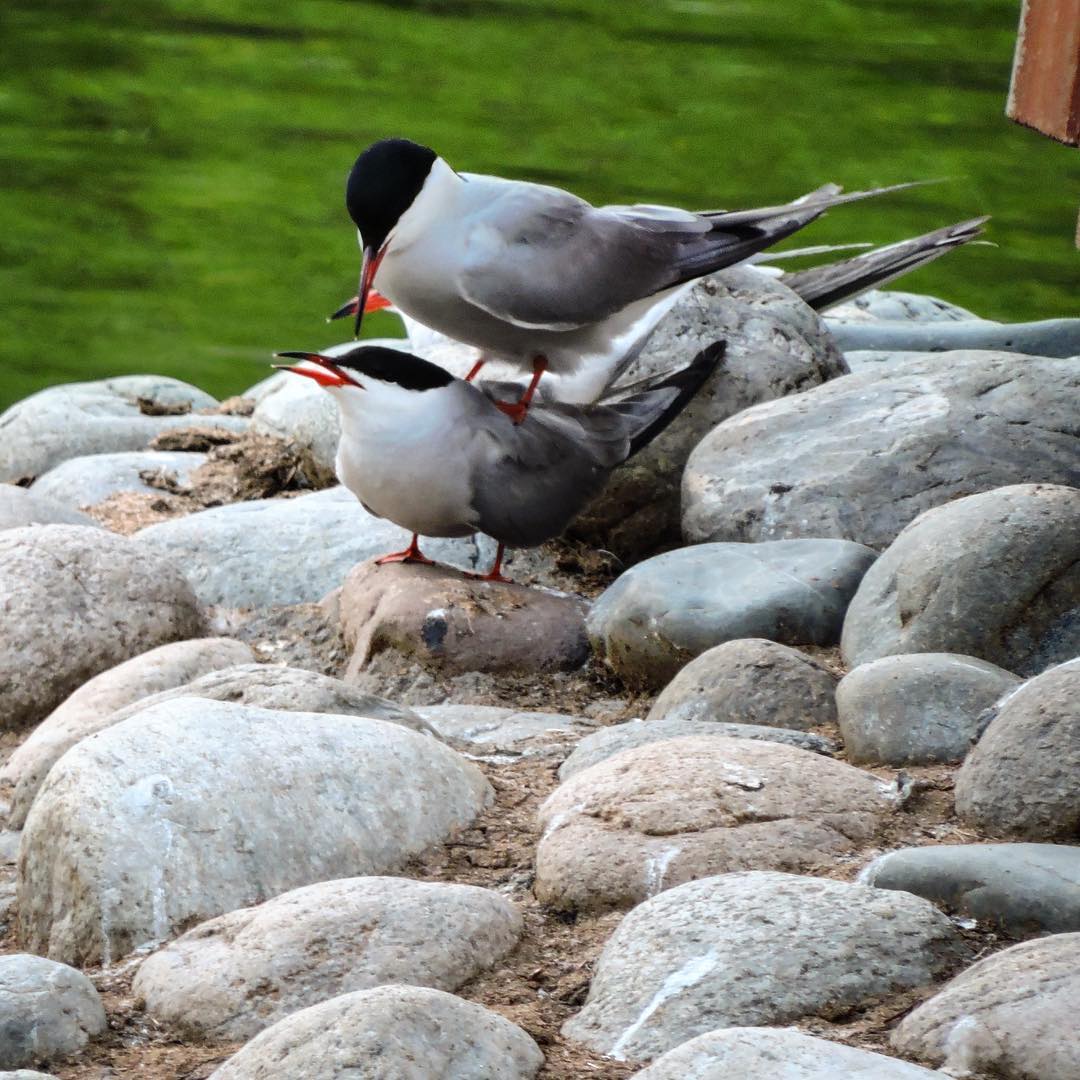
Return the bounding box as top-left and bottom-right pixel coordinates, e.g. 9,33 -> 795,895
456,179 -> 928,331
468,388 -> 678,547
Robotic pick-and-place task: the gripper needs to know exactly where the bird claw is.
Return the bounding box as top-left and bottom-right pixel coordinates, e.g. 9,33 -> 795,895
495,400 -> 529,425
465,569 -> 513,584
375,549 -> 434,566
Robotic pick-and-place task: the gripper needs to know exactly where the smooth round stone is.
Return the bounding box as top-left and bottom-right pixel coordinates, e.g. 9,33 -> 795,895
587,540 -> 876,689
563,871 -> 964,1062
0,954 -> 106,1069
836,652 -> 1020,764
893,933 -> 1080,1080
861,843 -> 1080,936
0,485 -> 99,530
827,316 -> 1080,357
31,450 -> 207,507
826,289 -> 982,323
647,638 -> 838,730
415,704 -> 597,761
955,657 -> 1080,838
208,985 -> 543,1079
631,1026 -> 949,1078
842,484 -> 1080,677
682,352 -> 1080,551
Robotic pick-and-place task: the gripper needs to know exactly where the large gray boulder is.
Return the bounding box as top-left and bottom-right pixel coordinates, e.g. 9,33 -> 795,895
567,267 -> 845,559
31,450 -> 207,508
563,871 -> 964,1062
683,352 -> 1080,550
588,540 -> 876,688
892,933 -> 1080,1080
836,652 -> 1020,765
0,954 -> 106,1069
826,288 -> 981,323
134,877 -> 521,1041
250,370 -> 340,476
631,1026 -> 949,1079
647,638 -> 838,729
0,525 -> 205,731
955,658 -> 1080,838
862,843 -> 1080,937
558,717 -> 836,781
841,485 -> 1080,676
135,486 -> 554,609
208,985 -> 543,1079
415,704 -> 597,761
18,698 -> 491,965
0,375 -> 244,482
536,737 -> 893,912
0,486 -> 99,531
0,638 -> 255,829
828,316 -> 1080,357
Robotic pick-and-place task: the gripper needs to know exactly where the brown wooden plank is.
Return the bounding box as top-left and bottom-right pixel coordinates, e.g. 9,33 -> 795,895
1007,0 -> 1080,145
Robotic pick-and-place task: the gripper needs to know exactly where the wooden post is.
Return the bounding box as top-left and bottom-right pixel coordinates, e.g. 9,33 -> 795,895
1006,0 -> 1080,144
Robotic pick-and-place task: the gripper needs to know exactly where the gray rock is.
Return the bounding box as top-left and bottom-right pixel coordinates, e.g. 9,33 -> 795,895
250,372 -> 340,476
862,843 -> 1080,936
631,1026 -> 949,1079
340,561 -> 589,677
208,984 -> 543,1079
566,268 -> 845,560
31,450 -> 207,507
0,525 -> 205,732
0,375 -> 244,482
559,718 -> 836,781
955,658 -> 1080,838
836,653 -> 1020,765
135,486 -> 554,609
828,317 -> 1080,357
0,638 -> 255,829
826,289 -> 982,323
18,698 -> 491,965
683,352 -> 1080,551
536,737 -> 893,912
647,638 -> 838,730
134,877 -> 521,1041
563,870 -> 964,1062
843,349 -> 940,371
892,933 -> 1080,1080
588,540 -> 876,689
415,705 -> 597,761
841,485 -> 1080,676
0,954 -> 106,1068
0,486 -> 99,531
0,1072 -> 60,1079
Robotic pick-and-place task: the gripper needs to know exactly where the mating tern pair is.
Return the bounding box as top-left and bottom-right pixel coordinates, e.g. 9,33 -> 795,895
275,344 -> 722,580
341,138 -> 937,419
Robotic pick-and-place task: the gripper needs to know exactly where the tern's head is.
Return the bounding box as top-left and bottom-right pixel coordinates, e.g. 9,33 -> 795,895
274,346 -> 455,420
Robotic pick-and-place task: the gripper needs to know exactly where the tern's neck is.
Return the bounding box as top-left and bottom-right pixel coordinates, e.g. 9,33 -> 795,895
385,157 -> 461,253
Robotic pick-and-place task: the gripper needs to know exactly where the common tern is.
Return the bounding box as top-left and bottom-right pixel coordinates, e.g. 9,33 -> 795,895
342,138 -> 923,420
273,343 -> 722,581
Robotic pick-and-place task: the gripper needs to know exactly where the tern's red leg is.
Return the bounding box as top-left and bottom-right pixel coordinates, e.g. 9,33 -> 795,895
468,541 -> 511,583
375,534 -> 433,566
464,358 -> 487,383
495,356 -> 548,424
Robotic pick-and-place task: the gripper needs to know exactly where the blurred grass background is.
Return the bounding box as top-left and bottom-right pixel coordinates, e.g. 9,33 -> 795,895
0,0 -> 1076,408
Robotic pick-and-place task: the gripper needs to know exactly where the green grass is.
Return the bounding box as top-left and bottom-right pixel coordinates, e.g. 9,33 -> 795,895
0,0 -> 1076,409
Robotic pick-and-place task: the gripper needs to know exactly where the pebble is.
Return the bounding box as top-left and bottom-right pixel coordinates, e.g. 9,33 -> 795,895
558,717 -> 836,781
955,657 -> 1080,838
0,638 -> 254,829
631,1026 -> 950,1078
646,638 -> 838,729
18,698 -> 490,965
682,352 -> 1080,550
836,652 -> 1020,764
567,267 -> 845,560
862,843 -> 1080,936
0,525 -> 204,732
892,932 -> 1080,1080
134,877 -> 521,1041
208,984 -> 543,1079
30,450 -> 207,507
0,485 -> 99,530
339,561 -> 589,677
842,484 -> 1080,676
0,375 -> 244,482
563,870 -> 964,1061
587,540 -> 876,688
0,954 -> 106,1069
536,736 -> 894,911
